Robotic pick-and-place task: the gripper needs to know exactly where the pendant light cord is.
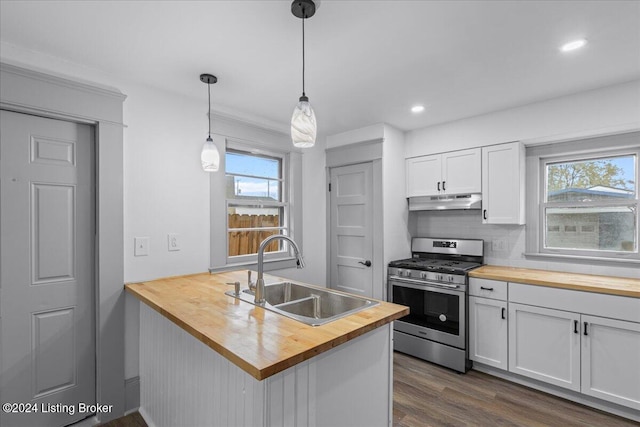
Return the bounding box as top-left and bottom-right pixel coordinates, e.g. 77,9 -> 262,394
207,82 -> 212,138
302,14 -> 306,97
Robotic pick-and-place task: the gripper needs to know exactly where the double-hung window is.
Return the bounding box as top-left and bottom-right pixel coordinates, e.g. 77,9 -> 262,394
225,148 -> 290,264
536,140 -> 639,260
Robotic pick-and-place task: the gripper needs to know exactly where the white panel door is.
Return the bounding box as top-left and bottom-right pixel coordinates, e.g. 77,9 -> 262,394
405,155 -> 441,197
329,162 -> 373,297
508,303 -> 580,391
1,111 -> 95,427
441,148 -> 481,195
581,315 -> 640,409
469,296 -> 508,370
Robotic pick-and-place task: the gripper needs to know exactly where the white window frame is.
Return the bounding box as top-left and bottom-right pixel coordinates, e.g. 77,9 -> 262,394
525,132 -> 640,263
209,136 -> 303,272
225,147 -> 290,265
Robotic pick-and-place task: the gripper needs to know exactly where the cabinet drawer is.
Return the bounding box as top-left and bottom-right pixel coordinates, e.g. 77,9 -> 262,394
509,282 -> 640,323
469,278 -> 507,300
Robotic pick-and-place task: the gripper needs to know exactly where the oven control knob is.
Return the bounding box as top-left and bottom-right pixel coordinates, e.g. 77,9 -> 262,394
447,275 -> 454,282
419,272 -> 427,280
402,270 -> 412,278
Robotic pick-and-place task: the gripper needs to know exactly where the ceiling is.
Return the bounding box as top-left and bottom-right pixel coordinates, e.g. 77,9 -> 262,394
1,1 -> 639,137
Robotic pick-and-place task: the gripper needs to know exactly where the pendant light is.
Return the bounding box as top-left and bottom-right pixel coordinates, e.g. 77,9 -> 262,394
290,0 -> 317,148
200,73 -> 220,172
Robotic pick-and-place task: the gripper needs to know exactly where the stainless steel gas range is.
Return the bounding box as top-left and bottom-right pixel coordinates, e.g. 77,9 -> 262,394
388,237 -> 484,373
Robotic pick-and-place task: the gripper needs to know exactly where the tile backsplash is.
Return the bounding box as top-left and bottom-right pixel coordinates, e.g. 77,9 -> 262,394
410,210 -> 639,279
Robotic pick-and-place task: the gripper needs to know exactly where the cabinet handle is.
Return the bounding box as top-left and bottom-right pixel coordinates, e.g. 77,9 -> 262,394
483,209 -> 488,220
584,321 -> 589,336
442,181 -> 446,191
437,181 -> 441,191
480,286 -> 494,291
501,307 -> 506,319
574,320 -> 579,334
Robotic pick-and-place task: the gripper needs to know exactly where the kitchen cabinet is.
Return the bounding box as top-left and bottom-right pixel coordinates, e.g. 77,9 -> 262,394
481,141 -> 525,224
406,148 -> 481,197
508,302 -> 581,391
581,315 -> 640,410
468,278 -> 508,370
508,282 -> 640,410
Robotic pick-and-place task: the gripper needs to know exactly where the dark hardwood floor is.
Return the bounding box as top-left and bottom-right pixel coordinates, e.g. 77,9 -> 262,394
97,412 -> 147,427
100,352 -> 638,427
393,351 -> 639,427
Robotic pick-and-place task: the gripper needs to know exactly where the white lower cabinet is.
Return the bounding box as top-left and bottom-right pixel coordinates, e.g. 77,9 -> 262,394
468,277 -> 509,371
468,278 -> 640,413
469,296 -> 508,370
581,315 -> 640,410
508,303 -> 581,391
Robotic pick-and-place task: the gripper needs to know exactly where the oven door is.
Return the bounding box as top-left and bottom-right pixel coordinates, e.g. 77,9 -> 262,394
389,277 -> 466,349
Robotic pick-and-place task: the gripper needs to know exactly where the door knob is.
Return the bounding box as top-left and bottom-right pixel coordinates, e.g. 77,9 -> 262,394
358,260 -> 372,267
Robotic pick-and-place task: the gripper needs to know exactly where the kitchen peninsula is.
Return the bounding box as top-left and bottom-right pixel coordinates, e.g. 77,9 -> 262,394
125,270 -> 408,427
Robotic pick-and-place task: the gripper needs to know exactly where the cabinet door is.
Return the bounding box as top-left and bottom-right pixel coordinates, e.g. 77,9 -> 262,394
406,155 -> 441,197
481,142 -> 525,224
441,148 -> 481,195
581,315 -> 640,410
469,296 -> 508,370
508,303 -> 580,391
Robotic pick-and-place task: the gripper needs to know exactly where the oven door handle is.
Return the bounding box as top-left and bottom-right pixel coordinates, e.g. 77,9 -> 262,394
389,276 -> 461,291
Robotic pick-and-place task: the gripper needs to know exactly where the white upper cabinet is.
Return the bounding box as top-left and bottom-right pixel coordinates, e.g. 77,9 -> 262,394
406,148 -> 481,197
406,154 -> 441,197
481,142 -> 525,224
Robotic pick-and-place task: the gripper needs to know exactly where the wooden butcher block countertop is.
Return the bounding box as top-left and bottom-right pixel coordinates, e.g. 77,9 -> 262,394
470,265 -> 640,298
125,271 -> 408,381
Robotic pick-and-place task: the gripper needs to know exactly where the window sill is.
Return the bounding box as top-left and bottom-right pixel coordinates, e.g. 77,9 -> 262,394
524,252 -> 640,265
209,257 -> 298,274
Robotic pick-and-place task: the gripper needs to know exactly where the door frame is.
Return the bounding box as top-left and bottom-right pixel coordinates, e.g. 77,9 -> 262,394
1,62 -> 126,423
326,140 -> 384,300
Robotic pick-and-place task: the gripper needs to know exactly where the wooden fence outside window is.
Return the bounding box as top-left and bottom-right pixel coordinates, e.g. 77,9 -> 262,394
228,214 -> 281,256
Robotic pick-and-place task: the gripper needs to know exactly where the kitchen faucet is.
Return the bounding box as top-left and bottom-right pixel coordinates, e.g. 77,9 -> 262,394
255,235 -> 305,304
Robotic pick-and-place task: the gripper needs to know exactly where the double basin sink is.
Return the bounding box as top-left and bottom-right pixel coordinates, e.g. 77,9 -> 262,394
226,281 -> 378,326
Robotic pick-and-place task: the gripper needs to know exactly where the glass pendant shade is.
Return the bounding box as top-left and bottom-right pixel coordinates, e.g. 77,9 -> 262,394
201,136 -> 220,172
291,96 -> 317,148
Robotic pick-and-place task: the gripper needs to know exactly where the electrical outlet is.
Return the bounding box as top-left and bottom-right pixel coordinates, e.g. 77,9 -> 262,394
168,233 -> 180,251
491,239 -> 507,252
134,237 -> 150,256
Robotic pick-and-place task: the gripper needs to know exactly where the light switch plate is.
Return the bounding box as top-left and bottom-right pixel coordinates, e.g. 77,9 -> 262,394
168,233 -> 180,251
134,237 -> 150,256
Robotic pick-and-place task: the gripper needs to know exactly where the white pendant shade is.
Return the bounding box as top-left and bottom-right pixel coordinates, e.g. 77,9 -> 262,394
201,136 -> 220,172
291,99 -> 317,148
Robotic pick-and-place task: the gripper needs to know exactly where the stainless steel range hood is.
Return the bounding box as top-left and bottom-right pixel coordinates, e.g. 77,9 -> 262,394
408,194 -> 482,211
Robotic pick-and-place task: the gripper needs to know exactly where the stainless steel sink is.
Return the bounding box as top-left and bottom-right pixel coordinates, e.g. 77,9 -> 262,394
226,281 -> 378,326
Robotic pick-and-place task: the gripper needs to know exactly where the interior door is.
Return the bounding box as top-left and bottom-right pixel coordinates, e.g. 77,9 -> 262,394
0,110 -> 95,427
329,162 -> 373,297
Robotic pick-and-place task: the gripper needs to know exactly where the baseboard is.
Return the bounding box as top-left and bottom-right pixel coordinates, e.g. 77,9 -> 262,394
137,407 -> 156,427
124,376 -> 140,414
472,363 -> 640,423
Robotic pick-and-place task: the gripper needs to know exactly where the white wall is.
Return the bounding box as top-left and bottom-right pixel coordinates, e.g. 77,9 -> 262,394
382,125 -> 411,287
406,79 -> 640,279
405,79 -> 640,157
1,42 -> 327,382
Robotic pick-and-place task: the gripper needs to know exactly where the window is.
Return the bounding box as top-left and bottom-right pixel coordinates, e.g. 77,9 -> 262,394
539,148 -> 639,259
225,148 -> 290,263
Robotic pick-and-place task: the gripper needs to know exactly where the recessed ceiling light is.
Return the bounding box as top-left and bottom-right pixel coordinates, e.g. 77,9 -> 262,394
560,39 -> 587,52
411,105 -> 425,113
